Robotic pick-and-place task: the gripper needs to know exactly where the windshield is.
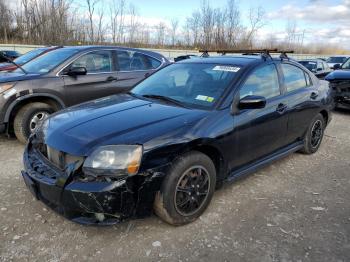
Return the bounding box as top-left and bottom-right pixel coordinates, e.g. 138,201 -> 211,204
326,57 -> 348,63
342,58 -> 350,69
131,63 -> 239,109
14,48 -> 79,74
13,48 -> 48,65
299,61 -> 317,71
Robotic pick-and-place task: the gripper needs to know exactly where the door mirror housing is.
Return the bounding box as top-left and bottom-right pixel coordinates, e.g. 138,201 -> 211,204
67,67 -> 87,76
238,95 -> 266,110
333,64 -> 341,70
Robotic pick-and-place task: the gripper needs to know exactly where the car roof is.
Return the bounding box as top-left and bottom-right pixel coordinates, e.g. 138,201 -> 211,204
57,45 -> 168,60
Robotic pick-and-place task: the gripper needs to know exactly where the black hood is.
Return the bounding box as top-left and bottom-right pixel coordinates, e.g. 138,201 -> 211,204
325,70 -> 350,81
41,94 -> 206,156
0,71 -> 41,83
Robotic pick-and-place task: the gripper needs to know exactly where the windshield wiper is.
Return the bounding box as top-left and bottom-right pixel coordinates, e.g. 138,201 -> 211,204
142,94 -> 188,108
0,53 -> 27,74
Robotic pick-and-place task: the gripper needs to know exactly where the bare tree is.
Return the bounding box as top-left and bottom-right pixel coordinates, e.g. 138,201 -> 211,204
225,0 -> 241,48
85,0 -> 99,43
128,3 -> 138,44
170,18 -> 179,46
155,22 -> 166,47
245,6 -> 266,48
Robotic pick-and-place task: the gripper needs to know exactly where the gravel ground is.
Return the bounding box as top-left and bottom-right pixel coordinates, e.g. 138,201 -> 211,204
0,110 -> 349,262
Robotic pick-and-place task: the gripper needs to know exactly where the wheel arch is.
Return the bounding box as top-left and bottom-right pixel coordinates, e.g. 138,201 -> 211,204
319,109 -> 329,125
5,94 -> 65,126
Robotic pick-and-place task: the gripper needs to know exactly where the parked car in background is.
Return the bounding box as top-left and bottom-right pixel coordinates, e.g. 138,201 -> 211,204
326,55 -> 350,69
0,50 -> 21,62
0,46 -> 60,72
21,53 -> 332,225
174,55 -> 198,62
298,59 -> 332,79
325,57 -> 350,109
0,46 -> 169,143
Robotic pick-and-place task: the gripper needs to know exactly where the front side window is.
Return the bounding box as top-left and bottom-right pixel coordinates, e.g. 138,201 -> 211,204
240,64 -> 280,99
132,63 -> 239,109
116,51 -> 161,71
282,64 -> 308,92
70,50 -> 112,73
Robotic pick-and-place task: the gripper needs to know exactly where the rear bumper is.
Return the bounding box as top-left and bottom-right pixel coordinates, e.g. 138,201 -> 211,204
22,143 -> 166,225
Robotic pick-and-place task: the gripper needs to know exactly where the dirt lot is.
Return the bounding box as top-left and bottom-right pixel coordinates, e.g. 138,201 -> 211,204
0,110 -> 349,262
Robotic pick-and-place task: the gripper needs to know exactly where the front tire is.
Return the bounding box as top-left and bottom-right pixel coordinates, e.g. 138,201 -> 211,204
300,113 -> 325,154
154,151 -> 216,225
13,102 -> 54,143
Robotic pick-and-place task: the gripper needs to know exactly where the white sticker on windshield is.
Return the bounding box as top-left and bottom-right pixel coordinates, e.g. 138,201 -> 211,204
213,65 -> 240,72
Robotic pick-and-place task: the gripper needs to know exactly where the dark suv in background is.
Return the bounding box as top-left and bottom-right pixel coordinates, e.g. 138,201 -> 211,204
325,57 -> 350,109
0,46 -> 169,142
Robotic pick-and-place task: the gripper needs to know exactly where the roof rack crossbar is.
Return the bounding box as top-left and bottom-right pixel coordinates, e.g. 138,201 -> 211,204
198,49 -> 294,60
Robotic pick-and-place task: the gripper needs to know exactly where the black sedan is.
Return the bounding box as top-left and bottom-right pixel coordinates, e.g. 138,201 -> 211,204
22,54 -> 333,225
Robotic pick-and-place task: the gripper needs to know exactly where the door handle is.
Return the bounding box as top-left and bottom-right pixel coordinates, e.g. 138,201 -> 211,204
106,76 -> 118,82
310,91 -> 319,100
276,103 -> 288,114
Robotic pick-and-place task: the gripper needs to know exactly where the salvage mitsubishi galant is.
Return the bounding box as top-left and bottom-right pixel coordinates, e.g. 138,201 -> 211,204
21,51 -> 333,225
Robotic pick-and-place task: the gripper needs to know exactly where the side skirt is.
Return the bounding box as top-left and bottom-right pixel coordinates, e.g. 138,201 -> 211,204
226,141 -> 304,183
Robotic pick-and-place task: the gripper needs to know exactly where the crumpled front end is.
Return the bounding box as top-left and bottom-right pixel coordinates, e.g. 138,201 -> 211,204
21,135 -> 165,225
329,80 -> 350,109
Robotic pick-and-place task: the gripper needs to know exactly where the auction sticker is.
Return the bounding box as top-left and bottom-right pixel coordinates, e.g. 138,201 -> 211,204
213,65 -> 240,72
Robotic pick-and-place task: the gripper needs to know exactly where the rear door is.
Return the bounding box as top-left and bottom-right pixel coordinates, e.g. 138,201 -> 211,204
230,63 -> 289,169
280,63 -> 321,144
62,50 -> 119,106
115,50 -> 162,91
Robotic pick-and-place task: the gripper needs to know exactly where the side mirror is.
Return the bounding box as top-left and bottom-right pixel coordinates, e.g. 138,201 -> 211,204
67,67 -> 87,76
317,68 -> 322,72
333,64 -> 341,70
238,95 -> 266,110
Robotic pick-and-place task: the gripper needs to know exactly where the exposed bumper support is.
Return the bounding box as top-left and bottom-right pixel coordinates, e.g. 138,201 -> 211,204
22,145 -> 166,225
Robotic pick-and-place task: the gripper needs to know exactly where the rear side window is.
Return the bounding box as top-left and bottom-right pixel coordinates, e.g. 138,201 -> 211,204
71,50 -> 113,73
240,64 -> 280,99
282,64 -> 308,92
116,51 -> 161,71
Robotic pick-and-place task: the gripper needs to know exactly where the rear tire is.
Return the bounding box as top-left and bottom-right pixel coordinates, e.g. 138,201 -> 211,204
154,151 -> 216,225
13,102 -> 54,143
300,113 -> 325,154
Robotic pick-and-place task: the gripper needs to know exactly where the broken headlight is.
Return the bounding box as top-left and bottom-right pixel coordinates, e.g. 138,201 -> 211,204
83,145 -> 143,177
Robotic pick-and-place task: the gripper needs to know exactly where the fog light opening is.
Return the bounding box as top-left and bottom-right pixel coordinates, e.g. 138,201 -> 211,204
95,213 -> 105,222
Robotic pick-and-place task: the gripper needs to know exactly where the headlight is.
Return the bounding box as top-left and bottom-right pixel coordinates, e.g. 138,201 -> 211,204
0,83 -> 16,94
83,145 -> 143,176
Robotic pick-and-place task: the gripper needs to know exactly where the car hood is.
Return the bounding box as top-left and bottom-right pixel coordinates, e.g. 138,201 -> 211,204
0,72 -> 41,83
325,70 -> 350,81
41,94 -> 207,156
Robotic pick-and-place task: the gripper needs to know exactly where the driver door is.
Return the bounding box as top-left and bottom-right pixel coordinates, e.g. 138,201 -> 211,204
62,50 -> 120,106
229,63 -> 289,170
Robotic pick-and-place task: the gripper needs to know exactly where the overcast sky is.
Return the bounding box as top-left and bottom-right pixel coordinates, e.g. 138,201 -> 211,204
8,0 -> 350,49
122,0 -> 350,49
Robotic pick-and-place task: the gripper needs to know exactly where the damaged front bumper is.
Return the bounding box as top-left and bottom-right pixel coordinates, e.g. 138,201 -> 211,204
330,81 -> 350,109
21,141 -> 166,225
